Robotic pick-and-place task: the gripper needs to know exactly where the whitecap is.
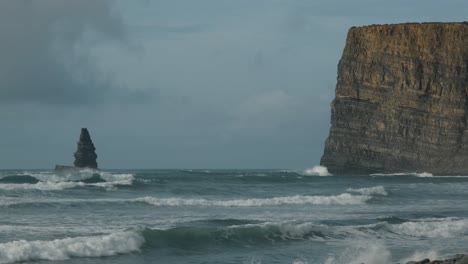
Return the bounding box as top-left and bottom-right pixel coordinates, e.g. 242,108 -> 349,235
0,170 -> 134,191
346,186 -> 388,196
324,242 -> 391,264
389,217 -> 468,238
370,172 -> 433,177
137,193 -> 370,207
303,166 -> 332,176
0,231 -> 144,264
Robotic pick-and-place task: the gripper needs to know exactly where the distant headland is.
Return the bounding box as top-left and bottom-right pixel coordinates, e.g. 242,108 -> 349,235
320,22 -> 468,175
55,128 -> 98,171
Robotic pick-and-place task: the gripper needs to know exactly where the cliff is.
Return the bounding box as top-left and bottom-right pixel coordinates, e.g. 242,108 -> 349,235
320,22 -> 468,175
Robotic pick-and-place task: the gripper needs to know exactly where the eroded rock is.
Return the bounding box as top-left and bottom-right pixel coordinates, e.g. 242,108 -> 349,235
321,22 -> 468,175
73,128 -> 98,169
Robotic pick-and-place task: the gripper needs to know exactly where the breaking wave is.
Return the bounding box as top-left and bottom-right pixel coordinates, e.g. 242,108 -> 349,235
303,166 -> 332,176
324,242 -> 440,264
141,217 -> 468,250
137,193 -> 371,207
144,217 -> 468,248
370,172 -> 468,178
1,217 -> 464,263
387,217 -> 468,238
1,194 -> 374,208
141,222 -> 331,248
370,172 -> 433,177
0,232 -> 144,264
0,170 -> 134,190
346,186 -> 388,196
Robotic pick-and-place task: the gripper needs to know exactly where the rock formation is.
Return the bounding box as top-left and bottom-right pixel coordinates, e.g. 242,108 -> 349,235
320,22 -> 468,175
406,254 -> 468,264
73,128 -> 98,169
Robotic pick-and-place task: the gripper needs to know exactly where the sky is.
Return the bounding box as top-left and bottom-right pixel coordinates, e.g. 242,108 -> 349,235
0,0 -> 466,169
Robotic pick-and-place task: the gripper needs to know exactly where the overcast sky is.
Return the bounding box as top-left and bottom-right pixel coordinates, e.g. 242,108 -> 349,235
0,0 -> 466,169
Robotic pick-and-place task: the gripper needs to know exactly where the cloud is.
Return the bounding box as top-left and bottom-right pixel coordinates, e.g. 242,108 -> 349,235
231,90 -> 296,132
0,0 -> 125,105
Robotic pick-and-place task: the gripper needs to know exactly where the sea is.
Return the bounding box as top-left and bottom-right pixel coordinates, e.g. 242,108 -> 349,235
1,166 -> 468,264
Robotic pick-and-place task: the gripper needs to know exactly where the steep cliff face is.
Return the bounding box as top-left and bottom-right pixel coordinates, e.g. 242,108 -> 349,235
320,22 -> 468,175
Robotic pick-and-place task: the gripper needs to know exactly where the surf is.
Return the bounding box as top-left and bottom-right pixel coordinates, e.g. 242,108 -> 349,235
0,231 -> 144,264
0,170 -> 135,191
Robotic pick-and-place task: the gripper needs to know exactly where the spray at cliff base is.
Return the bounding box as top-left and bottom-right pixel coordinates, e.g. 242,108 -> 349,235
2,168 -> 468,264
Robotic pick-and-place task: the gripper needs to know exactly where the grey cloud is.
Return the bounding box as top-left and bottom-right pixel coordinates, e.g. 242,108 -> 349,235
129,24 -> 212,38
0,0 -> 125,105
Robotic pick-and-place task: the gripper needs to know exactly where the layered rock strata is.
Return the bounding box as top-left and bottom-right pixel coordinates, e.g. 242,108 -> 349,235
321,22 -> 468,175
73,128 -> 98,169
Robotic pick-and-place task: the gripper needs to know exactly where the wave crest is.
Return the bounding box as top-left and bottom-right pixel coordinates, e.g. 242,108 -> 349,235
388,217 -> 468,238
0,171 -> 135,191
347,186 -> 388,196
137,193 -> 370,207
370,172 -> 433,177
0,232 -> 144,264
303,166 -> 332,176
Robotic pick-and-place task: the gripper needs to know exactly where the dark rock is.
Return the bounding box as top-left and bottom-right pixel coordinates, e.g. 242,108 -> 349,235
320,22 -> 468,175
405,254 -> 466,264
73,128 -> 98,169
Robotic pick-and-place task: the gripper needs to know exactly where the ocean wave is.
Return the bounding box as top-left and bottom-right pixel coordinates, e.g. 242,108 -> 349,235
0,171 -> 134,190
346,186 -> 388,196
369,172 -> 468,178
370,172 -> 433,177
414,174 -> 468,178
0,175 -> 39,184
1,192 -> 373,208
141,221 -> 331,248
137,193 -> 371,207
140,217 -> 468,250
0,231 -> 144,264
141,217 -> 468,250
303,166 -> 332,176
387,217 -> 468,238
324,241 -> 440,264
334,217 -> 468,239
2,217 -> 461,263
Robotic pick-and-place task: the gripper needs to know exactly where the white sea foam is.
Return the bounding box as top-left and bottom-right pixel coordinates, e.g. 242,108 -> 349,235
252,222 -> 330,240
303,166 -> 332,176
324,242 -> 391,264
347,186 -> 388,196
0,231 -> 144,264
389,217 -> 468,238
137,193 -> 370,207
370,172 -> 433,177
398,250 -> 440,264
0,171 -> 134,190
1,192 -> 374,208
325,241 -> 442,264
413,173 -> 436,177
415,174 -> 468,178
370,172 -> 468,178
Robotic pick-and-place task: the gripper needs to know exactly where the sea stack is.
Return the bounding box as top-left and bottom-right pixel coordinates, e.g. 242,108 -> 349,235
73,128 -> 98,169
321,22 -> 468,175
